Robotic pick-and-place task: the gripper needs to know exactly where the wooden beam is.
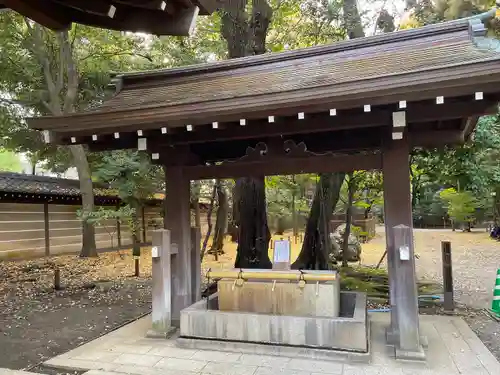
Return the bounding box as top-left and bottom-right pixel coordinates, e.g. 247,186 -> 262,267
2,0 -> 70,30
183,152 -> 382,179
112,0 -> 178,15
52,0 -> 116,17
70,4 -> 199,36
409,130 -> 464,147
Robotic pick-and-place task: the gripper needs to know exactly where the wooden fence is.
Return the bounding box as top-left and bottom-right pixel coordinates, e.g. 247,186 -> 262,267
0,202 -> 162,259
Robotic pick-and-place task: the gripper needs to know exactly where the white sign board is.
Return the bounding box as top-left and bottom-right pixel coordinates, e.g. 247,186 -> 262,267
399,245 -> 410,261
151,246 -> 159,258
273,240 -> 291,269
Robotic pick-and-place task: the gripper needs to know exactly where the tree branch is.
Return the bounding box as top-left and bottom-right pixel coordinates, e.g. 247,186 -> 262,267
79,50 -> 153,63
25,20 -> 61,115
61,30 -> 78,114
56,33 -> 65,94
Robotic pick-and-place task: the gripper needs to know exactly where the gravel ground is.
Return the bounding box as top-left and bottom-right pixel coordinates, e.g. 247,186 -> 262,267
0,250 -> 152,371
363,227 -> 499,309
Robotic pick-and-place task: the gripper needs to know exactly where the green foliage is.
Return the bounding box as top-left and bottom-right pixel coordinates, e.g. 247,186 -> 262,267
0,149 -> 21,172
439,188 -> 479,225
78,205 -> 136,249
93,151 -> 163,205
0,11 -> 154,170
265,174 -> 314,231
92,151 -> 163,253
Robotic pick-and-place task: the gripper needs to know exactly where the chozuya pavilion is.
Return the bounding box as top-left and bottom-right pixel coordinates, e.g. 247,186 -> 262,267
28,9 -> 500,361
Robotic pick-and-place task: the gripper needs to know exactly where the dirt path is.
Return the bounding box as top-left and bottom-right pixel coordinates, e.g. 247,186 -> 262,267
361,227 -> 499,309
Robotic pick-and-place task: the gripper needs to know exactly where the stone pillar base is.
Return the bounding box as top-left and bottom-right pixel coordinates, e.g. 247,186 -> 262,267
395,346 -> 426,361
146,326 -> 177,339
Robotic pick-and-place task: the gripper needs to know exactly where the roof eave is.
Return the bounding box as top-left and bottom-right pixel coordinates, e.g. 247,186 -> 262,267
29,60 -> 500,135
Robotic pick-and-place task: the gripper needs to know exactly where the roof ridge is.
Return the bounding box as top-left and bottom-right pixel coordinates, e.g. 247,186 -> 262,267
112,10 -> 497,91
0,172 -> 111,189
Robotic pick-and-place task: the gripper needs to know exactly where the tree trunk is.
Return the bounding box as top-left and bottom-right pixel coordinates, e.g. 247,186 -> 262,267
201,181 -> 217,261
292,173 -> 345,270
192,181 -> 202,229
221,0 -> 273,267
71,145 -> 97,257
27,25 -> 97,257
342,172 -> 355,267
234,177 -> 272,268
210,182 -> 228,254
292,175 -> 298,237
228,184 -> 239,242
342,0 -> 365,39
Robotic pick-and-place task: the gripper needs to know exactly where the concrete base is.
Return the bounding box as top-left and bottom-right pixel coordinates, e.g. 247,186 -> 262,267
177,329 -> 371,363
180,291 -> 368,352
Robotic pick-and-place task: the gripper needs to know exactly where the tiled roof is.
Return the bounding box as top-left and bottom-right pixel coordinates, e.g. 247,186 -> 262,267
28,9 -> 500,134
0,172 -> 115,197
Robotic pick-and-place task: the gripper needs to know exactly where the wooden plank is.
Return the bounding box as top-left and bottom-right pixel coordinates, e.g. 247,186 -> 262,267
44,202 -> 50,256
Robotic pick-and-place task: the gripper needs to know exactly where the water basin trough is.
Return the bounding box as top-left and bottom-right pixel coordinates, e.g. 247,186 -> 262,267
179,269 -> 368,353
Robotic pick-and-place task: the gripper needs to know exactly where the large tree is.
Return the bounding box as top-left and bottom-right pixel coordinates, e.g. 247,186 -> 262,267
219,0 -> 274,268
0,12 -> 152,256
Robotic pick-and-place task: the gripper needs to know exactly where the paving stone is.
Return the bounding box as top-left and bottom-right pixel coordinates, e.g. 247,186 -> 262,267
108,345 -> 153,355
343,366 -> 403,375
202,362 -> 257,375
112,364 -> 198,375
73,352 -> 121,362
239,354 -> 291,368
154,357 -> 208,372
286,359 -> 343,374
147,347 -> 198,358
113,354 -> 163,367
84,371 -> 129,375
192,350 -> 242,363
255,367 -> 310,375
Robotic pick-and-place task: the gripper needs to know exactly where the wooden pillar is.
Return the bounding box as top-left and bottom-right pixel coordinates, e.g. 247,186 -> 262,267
141,206 -> 147,243
116,203 -> 122,248
44,202 -> 50,256
164,167 -> 192,327
191,227 -> 201,302
442,241 -> 454,313
382,138 -> 424,360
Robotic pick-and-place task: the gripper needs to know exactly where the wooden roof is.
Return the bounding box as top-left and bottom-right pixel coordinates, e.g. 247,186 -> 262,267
28,10 -> 500,176
0,0 -> 218,36
30,9 -> 500,140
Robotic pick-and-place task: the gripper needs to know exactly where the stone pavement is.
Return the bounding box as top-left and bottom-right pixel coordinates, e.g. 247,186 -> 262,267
41,313 -> 500,375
